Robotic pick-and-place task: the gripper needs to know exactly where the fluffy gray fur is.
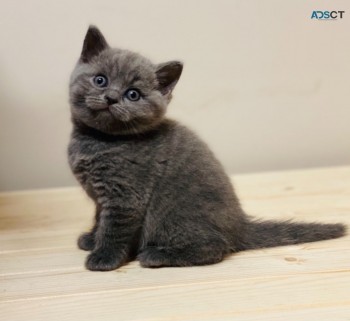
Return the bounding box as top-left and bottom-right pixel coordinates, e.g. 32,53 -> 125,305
68,26 -> 346,271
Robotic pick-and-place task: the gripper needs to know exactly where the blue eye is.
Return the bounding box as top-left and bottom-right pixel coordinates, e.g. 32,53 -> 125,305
93,75 -> 108,87
125,89 -> 141,101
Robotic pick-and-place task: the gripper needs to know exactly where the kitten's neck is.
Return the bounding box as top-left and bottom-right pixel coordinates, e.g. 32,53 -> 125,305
71,117 -> 176,141
72,118 -> 117,141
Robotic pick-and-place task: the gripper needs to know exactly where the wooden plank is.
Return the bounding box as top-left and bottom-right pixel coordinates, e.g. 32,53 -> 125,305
0,188 -> 92,252
1,236 -> 349,275
233,166 -> 350,199
1,245 -> 349,301
0,166 -> 349,321
234,306 -> 350,321
0,230 -> 79,253
0,187 -> 92,233
1,273 -> 349,321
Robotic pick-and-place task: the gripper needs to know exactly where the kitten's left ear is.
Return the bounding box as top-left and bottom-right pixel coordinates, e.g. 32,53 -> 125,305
80,25 -> 109,63
156,61 -> 183,95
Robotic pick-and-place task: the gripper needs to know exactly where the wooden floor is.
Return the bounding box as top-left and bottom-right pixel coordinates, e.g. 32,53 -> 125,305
1,166 -> 349,320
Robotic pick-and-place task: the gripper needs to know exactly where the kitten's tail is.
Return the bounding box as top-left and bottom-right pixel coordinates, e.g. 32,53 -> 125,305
241,219 -> 346,250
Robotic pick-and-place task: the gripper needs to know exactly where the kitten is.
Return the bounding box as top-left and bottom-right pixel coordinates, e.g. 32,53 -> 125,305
68,26 -> 346,271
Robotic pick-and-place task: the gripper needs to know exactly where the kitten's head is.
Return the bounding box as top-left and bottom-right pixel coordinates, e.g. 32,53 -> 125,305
69,26 -> 183,135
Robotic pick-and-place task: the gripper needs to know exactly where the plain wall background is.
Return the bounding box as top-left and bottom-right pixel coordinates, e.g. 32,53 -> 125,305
0,0 -> 349,191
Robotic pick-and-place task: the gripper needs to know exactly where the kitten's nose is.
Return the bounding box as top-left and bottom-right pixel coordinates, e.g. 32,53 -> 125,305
105,95 -> 118,105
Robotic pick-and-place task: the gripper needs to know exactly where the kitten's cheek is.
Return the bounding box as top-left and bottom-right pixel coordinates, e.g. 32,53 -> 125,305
72,107 -> 90,121
87,103 -> 109,111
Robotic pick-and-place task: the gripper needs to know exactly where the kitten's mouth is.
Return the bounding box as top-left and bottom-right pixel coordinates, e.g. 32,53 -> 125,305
108,104 -> 132,122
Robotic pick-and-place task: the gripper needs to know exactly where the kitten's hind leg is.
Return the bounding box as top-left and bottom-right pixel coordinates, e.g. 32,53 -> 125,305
138,239 -> 229,268
77,205 -> 101,251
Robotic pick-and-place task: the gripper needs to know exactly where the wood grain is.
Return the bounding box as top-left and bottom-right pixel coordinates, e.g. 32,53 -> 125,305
1,166 -> 349,320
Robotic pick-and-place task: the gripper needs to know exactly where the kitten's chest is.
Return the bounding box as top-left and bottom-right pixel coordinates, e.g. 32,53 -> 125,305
68,132 -> 166,188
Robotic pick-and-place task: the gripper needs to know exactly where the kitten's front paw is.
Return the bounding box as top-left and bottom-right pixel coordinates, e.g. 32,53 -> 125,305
78,232 -> 95,251
85,251 -> 123,271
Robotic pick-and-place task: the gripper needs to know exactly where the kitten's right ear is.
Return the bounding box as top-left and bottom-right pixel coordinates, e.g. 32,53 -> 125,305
80,25 -> 109,63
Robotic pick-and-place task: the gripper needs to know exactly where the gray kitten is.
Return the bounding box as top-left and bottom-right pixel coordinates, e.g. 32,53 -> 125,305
68,26 -> 346,271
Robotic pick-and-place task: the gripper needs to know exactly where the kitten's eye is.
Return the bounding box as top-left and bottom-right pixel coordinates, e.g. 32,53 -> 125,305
93,75 -> 108,88
124,89 -> 141,101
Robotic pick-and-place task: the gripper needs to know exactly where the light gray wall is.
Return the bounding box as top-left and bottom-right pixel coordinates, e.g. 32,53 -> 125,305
1,0 -> 349,191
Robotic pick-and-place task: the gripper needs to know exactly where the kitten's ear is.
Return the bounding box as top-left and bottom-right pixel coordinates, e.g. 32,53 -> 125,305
80,25 -> 109,63
155,61 -> 183,95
